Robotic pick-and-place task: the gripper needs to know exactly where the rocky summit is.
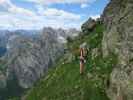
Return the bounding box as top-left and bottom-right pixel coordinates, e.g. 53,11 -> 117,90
5,28 -> 65,89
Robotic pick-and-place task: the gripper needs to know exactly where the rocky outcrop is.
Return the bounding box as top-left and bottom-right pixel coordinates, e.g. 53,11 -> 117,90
81,18 -> 96,34
6,28 -> 64,88
0,71 -> 6,89
102,0 -> 133,100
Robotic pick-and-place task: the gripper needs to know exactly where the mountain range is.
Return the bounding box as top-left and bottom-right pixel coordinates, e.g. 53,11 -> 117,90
0,27 -> 79,99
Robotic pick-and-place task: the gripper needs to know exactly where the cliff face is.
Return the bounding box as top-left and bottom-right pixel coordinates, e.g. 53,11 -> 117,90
102,0 -> 133,99
6,28 -> 64,89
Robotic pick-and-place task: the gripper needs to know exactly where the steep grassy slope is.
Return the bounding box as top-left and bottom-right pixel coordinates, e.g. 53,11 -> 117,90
25,23 -> 117,100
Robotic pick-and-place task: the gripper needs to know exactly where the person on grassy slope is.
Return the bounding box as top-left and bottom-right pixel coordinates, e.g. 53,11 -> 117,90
79,43 -> 87,74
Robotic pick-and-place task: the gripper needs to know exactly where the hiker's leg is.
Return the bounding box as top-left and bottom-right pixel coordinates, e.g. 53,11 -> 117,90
116,86 -> 123,100
80,62 -> 82,74
80,62 -> 84,74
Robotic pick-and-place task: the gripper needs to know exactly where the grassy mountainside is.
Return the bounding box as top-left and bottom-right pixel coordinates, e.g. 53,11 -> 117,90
24,22 -> 117,100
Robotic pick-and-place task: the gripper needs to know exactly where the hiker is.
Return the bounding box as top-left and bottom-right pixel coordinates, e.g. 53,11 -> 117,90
79,43 -> 87,74
80,48 -> 85,74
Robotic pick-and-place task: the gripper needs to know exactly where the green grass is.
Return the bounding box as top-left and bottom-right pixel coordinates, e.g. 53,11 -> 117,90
26,60 -> 109,100
26,54 -> 117,100
68,23 -> 104,52
25,23 -> 117,100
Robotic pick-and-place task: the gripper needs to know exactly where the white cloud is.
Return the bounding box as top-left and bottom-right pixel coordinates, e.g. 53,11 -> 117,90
0,0 -> 35,16
25,0 -> 97,5
0,0 -> 89,30
0,0 -> 83,30
0,0 -> 5,4
0,12 -> 38,29
43,8 -> 81,20
81,4 -> 89,8
8,6 -> 35,16
90,15 -> 100,20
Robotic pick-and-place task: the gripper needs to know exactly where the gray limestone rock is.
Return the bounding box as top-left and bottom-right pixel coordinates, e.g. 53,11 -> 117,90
102,0 -> 133,99
6,28 -> 64,88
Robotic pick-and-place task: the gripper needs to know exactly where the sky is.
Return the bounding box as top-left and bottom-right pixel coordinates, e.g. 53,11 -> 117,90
0,0 -> 109,30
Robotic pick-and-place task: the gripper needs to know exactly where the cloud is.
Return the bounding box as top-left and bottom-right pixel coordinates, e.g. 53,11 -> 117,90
0,0 -> 34,16
0,12 -> 37,29
8,6 -> 35,16
0,0 -> 98,30
90,15 -> 100,20
0,0 -> 5,4
0,1 -> 82,30
81,4 -> 89,8
25,0 -> 96,5
42,8 -> 81,20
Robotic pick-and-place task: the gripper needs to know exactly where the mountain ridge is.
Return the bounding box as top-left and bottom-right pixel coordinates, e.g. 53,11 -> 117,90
0,27 -> 79,99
